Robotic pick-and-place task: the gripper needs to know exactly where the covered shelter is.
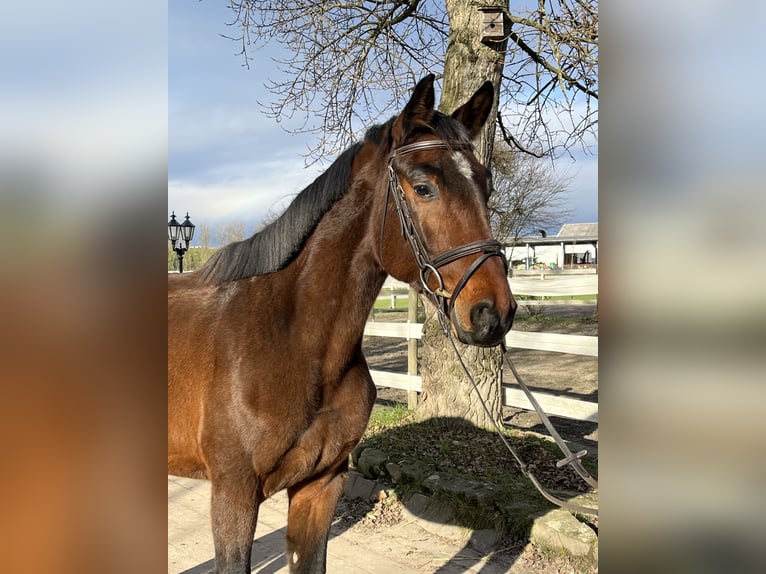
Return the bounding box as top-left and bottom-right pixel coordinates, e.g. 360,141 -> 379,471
507,223 -> 598,270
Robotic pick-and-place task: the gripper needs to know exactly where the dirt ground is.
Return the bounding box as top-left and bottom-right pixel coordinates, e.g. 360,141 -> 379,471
333,493 -> 595,574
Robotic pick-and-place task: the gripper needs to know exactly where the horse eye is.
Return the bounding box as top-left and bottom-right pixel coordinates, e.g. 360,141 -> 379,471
414,184 -> 433,197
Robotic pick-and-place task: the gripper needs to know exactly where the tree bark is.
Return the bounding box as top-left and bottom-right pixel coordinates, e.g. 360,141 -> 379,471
416,0 -> 508,429
440,0 -> 508,164
416,302 -> 505,429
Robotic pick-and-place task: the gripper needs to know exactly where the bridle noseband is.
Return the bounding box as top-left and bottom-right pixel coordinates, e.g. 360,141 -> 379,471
383,139 -> 508,320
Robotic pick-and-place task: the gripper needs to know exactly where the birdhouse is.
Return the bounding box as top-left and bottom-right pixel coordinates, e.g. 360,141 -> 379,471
479,6 -> 508,43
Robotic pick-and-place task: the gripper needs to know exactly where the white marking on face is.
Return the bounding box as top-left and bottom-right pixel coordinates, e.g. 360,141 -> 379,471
292,552 -> 299,564
452,152 -> 473,180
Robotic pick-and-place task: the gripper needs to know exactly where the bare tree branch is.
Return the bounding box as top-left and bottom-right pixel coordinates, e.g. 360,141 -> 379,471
224,0 -> 597,162
497,110 -> 545,158
488,138 -> 573,244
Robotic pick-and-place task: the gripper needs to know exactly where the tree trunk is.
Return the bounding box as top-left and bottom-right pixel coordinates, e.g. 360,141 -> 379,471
416,302 -> 505,429
416,0 -> 508,429
440,0 -> 508,164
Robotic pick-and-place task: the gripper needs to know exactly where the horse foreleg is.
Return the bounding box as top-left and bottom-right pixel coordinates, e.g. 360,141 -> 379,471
285,464 -> 347,574
210,473 -> 259,574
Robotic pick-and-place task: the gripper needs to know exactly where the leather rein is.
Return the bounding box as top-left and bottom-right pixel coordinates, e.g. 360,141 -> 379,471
384,139 -> 508,320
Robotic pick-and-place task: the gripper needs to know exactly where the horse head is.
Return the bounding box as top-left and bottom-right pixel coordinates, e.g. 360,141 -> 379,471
378,75 -> 516,347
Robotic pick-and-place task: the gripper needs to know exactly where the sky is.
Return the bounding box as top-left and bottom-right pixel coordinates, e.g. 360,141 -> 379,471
169,1 -> 598,245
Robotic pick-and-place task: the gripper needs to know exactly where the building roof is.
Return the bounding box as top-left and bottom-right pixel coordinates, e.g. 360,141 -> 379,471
557,223 -> 598,238
510,222 -> 598,246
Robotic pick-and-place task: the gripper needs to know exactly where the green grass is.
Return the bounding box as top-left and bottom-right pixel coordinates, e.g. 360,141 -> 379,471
372,294 -> 411,311
367,403 -> 413,428
515,294 -> 597,302
514,312 -> 598,326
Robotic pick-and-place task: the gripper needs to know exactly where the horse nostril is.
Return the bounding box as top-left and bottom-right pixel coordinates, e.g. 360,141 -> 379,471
453,300 -> 511,347
470,301 -> 500,335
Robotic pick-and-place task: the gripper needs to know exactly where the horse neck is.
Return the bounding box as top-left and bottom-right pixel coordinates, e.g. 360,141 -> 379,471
287,165 -> 388,360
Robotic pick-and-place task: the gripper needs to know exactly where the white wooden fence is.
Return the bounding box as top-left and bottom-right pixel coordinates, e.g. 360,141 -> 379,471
364,275 -> 598,422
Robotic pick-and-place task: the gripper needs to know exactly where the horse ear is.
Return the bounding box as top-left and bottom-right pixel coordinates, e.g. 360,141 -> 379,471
451,81 -> 494,140
392,74 -> 436,145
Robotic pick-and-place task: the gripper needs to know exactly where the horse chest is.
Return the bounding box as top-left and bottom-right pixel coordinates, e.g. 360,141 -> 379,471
255,363 -> 376,497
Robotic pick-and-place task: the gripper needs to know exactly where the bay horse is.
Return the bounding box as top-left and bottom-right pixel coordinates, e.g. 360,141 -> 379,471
168,75 -> 516,574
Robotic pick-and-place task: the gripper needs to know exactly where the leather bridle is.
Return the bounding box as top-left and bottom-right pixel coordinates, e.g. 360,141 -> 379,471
383,139 -> 508,320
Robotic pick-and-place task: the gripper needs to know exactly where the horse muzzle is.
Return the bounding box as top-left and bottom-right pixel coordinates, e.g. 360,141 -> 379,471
451,298 -> 516,347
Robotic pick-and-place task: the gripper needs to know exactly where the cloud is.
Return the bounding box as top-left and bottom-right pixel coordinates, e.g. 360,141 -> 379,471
168,100 -> 315,176
168,157 -> 323,236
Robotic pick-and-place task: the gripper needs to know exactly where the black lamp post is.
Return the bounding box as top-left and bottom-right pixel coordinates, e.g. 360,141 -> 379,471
168,211 -> 196,273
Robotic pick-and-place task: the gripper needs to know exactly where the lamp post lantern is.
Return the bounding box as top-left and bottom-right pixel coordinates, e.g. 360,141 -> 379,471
168,211 -> 196,273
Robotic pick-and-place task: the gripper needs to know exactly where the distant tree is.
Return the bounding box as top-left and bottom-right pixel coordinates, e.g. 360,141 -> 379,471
199,223 -> 212,251
215,221 -> 246,246
168,241 -> 177,272
252,206 -> 283,234
489,139 -> 572,245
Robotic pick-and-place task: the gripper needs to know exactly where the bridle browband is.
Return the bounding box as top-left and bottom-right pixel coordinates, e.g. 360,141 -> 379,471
383,139 -> 508,320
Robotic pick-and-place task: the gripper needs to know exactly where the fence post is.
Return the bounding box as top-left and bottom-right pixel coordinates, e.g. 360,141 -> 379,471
407,286 -> 418,409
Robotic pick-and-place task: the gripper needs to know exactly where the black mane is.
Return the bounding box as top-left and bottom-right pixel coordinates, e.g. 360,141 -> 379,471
199,111 -> 471,285
199,142 -> 363,284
